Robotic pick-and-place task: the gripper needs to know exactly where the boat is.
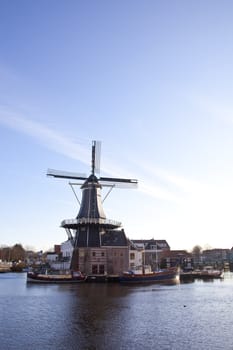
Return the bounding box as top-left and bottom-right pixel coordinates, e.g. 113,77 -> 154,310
195,266 -> 224,279
180,266 -> 224,282
119,265 -> 179,284
27,270 -> 87,284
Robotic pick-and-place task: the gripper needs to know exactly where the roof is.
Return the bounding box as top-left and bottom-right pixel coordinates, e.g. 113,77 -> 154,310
101,229 -> 128,247
160,250 -> 191,258
131,239 -> 170,250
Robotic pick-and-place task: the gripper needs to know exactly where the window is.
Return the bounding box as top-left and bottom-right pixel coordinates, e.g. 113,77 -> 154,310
101,252 -> 105,257
99,265 -> 105,274
92,252 -> 96,257
130,253 -> 135,260
92,265 -> 98,274
79,251 -> 84,257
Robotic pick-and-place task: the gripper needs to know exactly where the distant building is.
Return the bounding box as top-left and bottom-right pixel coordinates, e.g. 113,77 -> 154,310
128,242 -> 143,269
46,252 -> 59,262
129,239 -> 170,270
201,249 -> 230,268
131,239 -> 170,251
54,245 -> 61,254
60,240 -> 73,261
160,250 -> 192,269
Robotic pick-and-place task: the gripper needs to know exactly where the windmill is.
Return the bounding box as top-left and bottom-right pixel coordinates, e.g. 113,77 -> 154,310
47,141 -> 138,271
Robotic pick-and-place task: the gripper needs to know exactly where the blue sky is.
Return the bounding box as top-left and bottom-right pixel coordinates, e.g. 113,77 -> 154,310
1,0 -> 233,251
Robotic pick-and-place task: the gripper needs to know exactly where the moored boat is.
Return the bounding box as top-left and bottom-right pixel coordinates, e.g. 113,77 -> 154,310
196,266 -> 224,279
119,265 -> 179,284
180,266 -> 224,282
27,270 -> 87,283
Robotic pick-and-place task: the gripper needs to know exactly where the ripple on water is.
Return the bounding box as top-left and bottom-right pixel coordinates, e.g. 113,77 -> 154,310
0,274 -> 233,349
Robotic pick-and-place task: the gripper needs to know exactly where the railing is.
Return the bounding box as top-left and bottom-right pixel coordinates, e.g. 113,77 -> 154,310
61,218 -> 121,227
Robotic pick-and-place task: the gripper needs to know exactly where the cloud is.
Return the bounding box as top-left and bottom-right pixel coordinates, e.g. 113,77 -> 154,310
139,182 -> 181,202
0,108 -> 184,203
0,108 -> 90,165
143,165 -> 207,194
99,156 -> 183,202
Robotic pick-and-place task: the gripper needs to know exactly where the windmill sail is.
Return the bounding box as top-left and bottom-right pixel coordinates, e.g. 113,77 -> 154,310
47,169 -> 86,180
93,140 -> 101,174
99,177 -> 138,188
47,140 -> 137,188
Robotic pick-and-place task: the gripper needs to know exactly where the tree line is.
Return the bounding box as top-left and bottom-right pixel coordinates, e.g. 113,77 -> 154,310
0,244 -> 27,262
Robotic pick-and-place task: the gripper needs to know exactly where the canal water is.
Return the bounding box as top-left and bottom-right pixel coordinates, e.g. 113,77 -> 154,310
0,273 -> 233,350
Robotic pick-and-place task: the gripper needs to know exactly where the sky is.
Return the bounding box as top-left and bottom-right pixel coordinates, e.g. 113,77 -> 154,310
1,0 -> 233,252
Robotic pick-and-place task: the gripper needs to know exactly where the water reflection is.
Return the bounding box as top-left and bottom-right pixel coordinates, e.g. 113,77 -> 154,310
57,283 -> 133,349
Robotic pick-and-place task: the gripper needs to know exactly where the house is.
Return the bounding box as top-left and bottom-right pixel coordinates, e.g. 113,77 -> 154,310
160,250 -> 193,269
130,239 -> 170,270
201,248 -> 230,268
76,229 -> 129,276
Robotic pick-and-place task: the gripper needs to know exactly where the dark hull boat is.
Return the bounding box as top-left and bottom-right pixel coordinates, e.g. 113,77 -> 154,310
27,271 -> 87,284
119,267 -> 179,284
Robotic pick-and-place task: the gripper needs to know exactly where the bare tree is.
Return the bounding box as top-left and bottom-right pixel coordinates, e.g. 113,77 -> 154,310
192,245 -> 202,266
11,244 -> 25,262
192,245 -> 202,255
